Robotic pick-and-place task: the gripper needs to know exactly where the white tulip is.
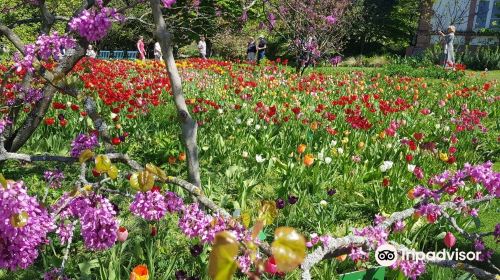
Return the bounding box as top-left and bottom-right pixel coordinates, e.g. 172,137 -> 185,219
380,161 -> 393,172
407,164 -> 416,172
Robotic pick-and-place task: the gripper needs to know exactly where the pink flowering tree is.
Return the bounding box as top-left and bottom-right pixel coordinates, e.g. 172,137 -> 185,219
0,0 -> 499,279
247,0 -> 361,74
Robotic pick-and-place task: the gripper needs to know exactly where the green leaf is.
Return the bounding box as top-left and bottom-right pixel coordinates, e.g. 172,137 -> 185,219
0,174 -> 7,189
258,200 -> 278,226
95,155 -> 111,173
79,259 -> 100,276
271,227 -> 306,273
208,231 -> 239,280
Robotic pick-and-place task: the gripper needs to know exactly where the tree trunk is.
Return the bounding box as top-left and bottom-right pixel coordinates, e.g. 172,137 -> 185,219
149,0 -> 201,187
5,46 -> 85,152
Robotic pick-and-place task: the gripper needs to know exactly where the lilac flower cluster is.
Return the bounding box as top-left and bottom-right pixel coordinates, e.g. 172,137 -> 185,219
413,185 -> 440,201
13,32 -> 76,73
474,239 -> 493,261
43,169 -> 65,188
462,162 -> 499,197
74,195 -> 118,250
69,7 -> 124,42
165,191 -> 184,213
349,246 -> 368,262
178,203 -> 248,244
130,190 -> 168,221
162,0 -> 177,8
353,225 -> 388,248
55,221 -> 75,245
390,259 -> 426,280
0,181 -> 54,270
178,203 -> 213,241
43,268 -> 70,280
70,133 -> 99,157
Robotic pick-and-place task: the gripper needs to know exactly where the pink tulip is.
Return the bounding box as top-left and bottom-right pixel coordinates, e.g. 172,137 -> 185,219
444,232 -> 456,248
117,226 -> 129,242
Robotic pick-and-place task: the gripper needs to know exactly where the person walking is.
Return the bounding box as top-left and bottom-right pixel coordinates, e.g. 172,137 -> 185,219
154,42 -> 162,60
137,36 -> 146,61
86,45 -> 97,58
438,25 -> 456,68
256,35 -> 267,64
197,36 -> 207,59
246,37 -> 257,62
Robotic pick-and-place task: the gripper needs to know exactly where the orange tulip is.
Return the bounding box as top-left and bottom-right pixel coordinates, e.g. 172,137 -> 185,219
303,154 -> 314,167
407,188 -> 415,200
310,121 -> 318,131
178,152 -> 186,161
297,144 -> 307,154
336,254 -> 347,262
130,265 -> 149,280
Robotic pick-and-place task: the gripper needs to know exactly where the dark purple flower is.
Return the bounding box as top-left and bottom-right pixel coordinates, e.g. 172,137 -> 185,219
276,198 -> 285,209
288,195 -> 298,205
327,188 -> 337,196
190,244 -> 203,257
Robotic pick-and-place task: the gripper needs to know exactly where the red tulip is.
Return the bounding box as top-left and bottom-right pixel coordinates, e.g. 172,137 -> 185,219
44,117 -> 55,126
112,137 -> 121,145
59,119 -> 68,127
444,232 -> 456,248
92,169 -> 101,177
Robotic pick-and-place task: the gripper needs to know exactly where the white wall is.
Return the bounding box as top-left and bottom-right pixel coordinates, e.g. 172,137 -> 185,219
431,0 -> 471,31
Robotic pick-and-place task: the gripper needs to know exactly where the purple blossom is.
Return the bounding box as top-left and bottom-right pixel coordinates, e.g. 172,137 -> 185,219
77,195 -> 118,250
349,246 -> 368,262
374,214 -> 386,225
325,15 -> 337,25
267,13 -> 276,30
178,203 -> 212,241
393,220 -> 405,233
161,0 -> 176,8
13,33 -> 75,73
0,181 -> 54,270
238,254 -> 252,273
165,191 -> 184,213
44,169 -> 65,188
55,221 -> 75,245
69,8 -> 124,42
393,259 -> 426,280
353,226 -> 388,248
43,268 -> 70,280
70,133 -> 99,157
130,190 -> 168,221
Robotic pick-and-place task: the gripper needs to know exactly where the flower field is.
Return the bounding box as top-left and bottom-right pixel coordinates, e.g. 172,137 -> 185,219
1,58 -> 499,279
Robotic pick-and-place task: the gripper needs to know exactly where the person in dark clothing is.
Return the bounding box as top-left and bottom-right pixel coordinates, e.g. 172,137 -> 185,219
256,35 -> 267,64
247,37 -> 257,62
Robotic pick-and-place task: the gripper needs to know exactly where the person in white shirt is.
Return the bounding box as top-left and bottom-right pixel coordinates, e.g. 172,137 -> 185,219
197,36 -> 207,59
86,45 -> 96,58
154,42 -> 162,60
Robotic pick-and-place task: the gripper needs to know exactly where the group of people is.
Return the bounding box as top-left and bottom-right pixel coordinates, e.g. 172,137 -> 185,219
246,35 -> 267,63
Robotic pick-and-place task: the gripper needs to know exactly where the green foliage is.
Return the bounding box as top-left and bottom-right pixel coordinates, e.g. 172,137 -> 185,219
456,46 -> 500,71
344,0 -> 420,56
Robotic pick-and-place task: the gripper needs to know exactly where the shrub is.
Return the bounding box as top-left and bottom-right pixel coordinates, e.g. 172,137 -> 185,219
456,46 -> 500,70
